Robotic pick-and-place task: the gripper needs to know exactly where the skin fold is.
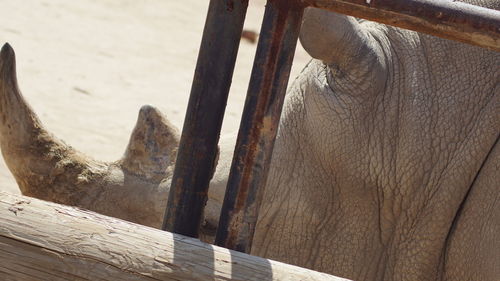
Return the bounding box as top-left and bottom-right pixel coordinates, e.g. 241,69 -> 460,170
0,1 -> 498,280
251,1 -> 499,280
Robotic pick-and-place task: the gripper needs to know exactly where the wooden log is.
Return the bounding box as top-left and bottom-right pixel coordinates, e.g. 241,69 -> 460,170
0,192 -> 350,281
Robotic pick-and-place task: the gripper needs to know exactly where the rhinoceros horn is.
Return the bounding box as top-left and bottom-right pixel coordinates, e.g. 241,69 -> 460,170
0,43 -> 179,228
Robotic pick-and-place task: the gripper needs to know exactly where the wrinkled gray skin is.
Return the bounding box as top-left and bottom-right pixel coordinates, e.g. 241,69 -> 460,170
248,1 -> 499,280
1,0 -> 499,280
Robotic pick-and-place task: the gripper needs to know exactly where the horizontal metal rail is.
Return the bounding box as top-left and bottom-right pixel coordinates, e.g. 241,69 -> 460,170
302,0 -> 500,51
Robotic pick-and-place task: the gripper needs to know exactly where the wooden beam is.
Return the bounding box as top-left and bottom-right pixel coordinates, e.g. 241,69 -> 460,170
0,192 -> 349,281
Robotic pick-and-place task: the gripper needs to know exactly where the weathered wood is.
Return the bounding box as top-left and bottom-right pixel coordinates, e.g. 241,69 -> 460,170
0,192 -> 349,281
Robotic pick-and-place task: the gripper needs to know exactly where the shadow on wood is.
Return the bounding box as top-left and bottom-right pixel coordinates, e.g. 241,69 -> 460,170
0,192 -> 349,281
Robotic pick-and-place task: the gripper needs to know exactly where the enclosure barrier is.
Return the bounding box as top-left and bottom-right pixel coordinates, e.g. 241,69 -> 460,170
162,0 -> 248,237
0,192 -> 349,281
304,0 -> 500,51
164,0 -> 500,254
1,0 -> 499,280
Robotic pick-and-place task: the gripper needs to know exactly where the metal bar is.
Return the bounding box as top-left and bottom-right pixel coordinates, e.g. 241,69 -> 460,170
162,0 -> 248,237
215,0 -> 305,253
302,0 -> 500,51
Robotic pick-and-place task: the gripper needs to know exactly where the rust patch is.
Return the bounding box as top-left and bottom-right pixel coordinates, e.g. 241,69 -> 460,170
215,0 -> 304,253
271,0 -> 306,9
226,0 -> 234,12
241,30 -> 258,43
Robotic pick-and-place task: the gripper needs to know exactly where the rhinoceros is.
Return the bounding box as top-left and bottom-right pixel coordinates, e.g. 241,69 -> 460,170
0,0 -> 498,280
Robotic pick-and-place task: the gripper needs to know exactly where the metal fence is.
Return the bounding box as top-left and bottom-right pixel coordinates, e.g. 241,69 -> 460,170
162,0 -> 500,254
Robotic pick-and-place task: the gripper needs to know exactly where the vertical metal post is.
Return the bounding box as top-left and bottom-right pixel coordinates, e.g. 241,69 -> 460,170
215,0 -> 305,253
162,0 -> 248,237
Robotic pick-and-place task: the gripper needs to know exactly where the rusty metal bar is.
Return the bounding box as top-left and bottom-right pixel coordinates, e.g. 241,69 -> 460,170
162,0 -> 248,237
302,0 -> 500,51
215,0 -> 305,253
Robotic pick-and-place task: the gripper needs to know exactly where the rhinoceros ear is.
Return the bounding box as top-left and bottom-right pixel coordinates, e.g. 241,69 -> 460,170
300,8 -> 381,68
120,105 -> 179,182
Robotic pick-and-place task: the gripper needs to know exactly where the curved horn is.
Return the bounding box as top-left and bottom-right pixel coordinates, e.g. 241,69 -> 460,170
300,8 -> 383,68
0,43 -> 51,147
0,43 -> 179,228
0,43 -> 88,201
120,105 -> 179,182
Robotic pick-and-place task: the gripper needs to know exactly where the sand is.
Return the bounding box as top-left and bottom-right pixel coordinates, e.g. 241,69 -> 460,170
0,0 -> 311,194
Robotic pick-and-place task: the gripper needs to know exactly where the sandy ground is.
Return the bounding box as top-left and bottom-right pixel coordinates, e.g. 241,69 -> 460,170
0,0 -> 310,194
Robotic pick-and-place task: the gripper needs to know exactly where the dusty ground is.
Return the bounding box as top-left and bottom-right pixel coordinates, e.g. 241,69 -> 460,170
0,0 -> 310,194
